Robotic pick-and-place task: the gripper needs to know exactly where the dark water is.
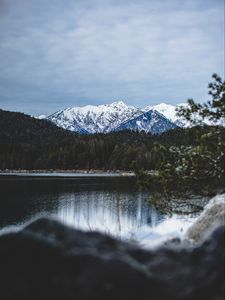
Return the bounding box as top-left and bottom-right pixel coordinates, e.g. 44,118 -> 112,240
0,175 -> 165,237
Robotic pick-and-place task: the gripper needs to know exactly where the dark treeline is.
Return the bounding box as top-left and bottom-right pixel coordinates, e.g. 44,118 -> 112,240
0,109 -> 222,171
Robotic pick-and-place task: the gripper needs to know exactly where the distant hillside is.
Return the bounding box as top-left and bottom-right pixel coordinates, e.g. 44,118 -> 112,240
0,108 -> 220,171
0,109 -> 76,144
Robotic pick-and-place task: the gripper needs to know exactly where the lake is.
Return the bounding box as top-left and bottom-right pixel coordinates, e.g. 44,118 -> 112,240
0,174 -> 206,246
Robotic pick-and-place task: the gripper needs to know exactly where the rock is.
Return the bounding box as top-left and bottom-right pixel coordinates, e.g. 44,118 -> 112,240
186,193 -> 225,242
0,216 -> 224,300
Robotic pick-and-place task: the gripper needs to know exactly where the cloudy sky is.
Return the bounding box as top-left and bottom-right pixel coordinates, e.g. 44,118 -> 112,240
0,0 -> 224,115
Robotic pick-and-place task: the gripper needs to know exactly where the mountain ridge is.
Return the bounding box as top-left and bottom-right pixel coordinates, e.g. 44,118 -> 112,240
46,101 -> 183,134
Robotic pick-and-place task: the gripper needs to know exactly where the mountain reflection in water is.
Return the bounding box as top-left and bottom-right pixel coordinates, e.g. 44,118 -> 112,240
0,175 -> 164,237
56,190 -> 161,237
1,174 -> 206,244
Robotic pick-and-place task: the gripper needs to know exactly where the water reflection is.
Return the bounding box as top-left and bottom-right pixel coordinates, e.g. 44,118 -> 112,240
55,191 -> 162,237
0,176 -> 164,237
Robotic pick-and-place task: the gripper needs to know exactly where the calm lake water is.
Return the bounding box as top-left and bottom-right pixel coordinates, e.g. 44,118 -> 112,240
0,174 -> 204,245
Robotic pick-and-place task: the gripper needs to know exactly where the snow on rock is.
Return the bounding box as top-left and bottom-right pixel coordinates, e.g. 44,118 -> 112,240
185,193 -> 225,243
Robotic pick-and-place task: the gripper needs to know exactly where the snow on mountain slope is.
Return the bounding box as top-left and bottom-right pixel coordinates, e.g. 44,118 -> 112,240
149,103 -> 225,127
48,101 -> 143,134
115,110 -> 177,134
37,114 -> 47,120
145,103 -> 189,127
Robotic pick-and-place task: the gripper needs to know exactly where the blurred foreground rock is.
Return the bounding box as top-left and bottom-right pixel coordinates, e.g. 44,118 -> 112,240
186,193 -> 225,242
0,195 -> 224,300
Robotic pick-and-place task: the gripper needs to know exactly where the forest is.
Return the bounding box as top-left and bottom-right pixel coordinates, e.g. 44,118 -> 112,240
134,74 -> 225,196
0,108 -> 221,171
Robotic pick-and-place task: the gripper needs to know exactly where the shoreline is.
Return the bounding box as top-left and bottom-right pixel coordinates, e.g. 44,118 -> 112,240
0,169 -> 135,177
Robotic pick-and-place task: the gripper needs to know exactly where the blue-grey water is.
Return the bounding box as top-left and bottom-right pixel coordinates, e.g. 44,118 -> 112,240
0,174 -> 204,244
0,175 -> 164,235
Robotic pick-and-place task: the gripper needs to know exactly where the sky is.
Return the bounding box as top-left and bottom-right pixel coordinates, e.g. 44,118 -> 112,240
0,0 -> 224,116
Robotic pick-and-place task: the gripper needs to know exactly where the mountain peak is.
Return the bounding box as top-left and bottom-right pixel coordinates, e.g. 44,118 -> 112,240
109,100 -> 128,108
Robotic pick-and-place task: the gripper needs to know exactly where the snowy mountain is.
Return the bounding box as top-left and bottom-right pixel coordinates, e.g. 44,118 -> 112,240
47,101 -> 144,134
150,102 -> 225,127
46,101 -> 185,134
115,110 -> 177,134
35,100 -> 225,134
145,103 -> 189,127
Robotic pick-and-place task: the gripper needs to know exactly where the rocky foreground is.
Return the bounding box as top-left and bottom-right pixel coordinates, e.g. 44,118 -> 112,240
0,194 -> 224,300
